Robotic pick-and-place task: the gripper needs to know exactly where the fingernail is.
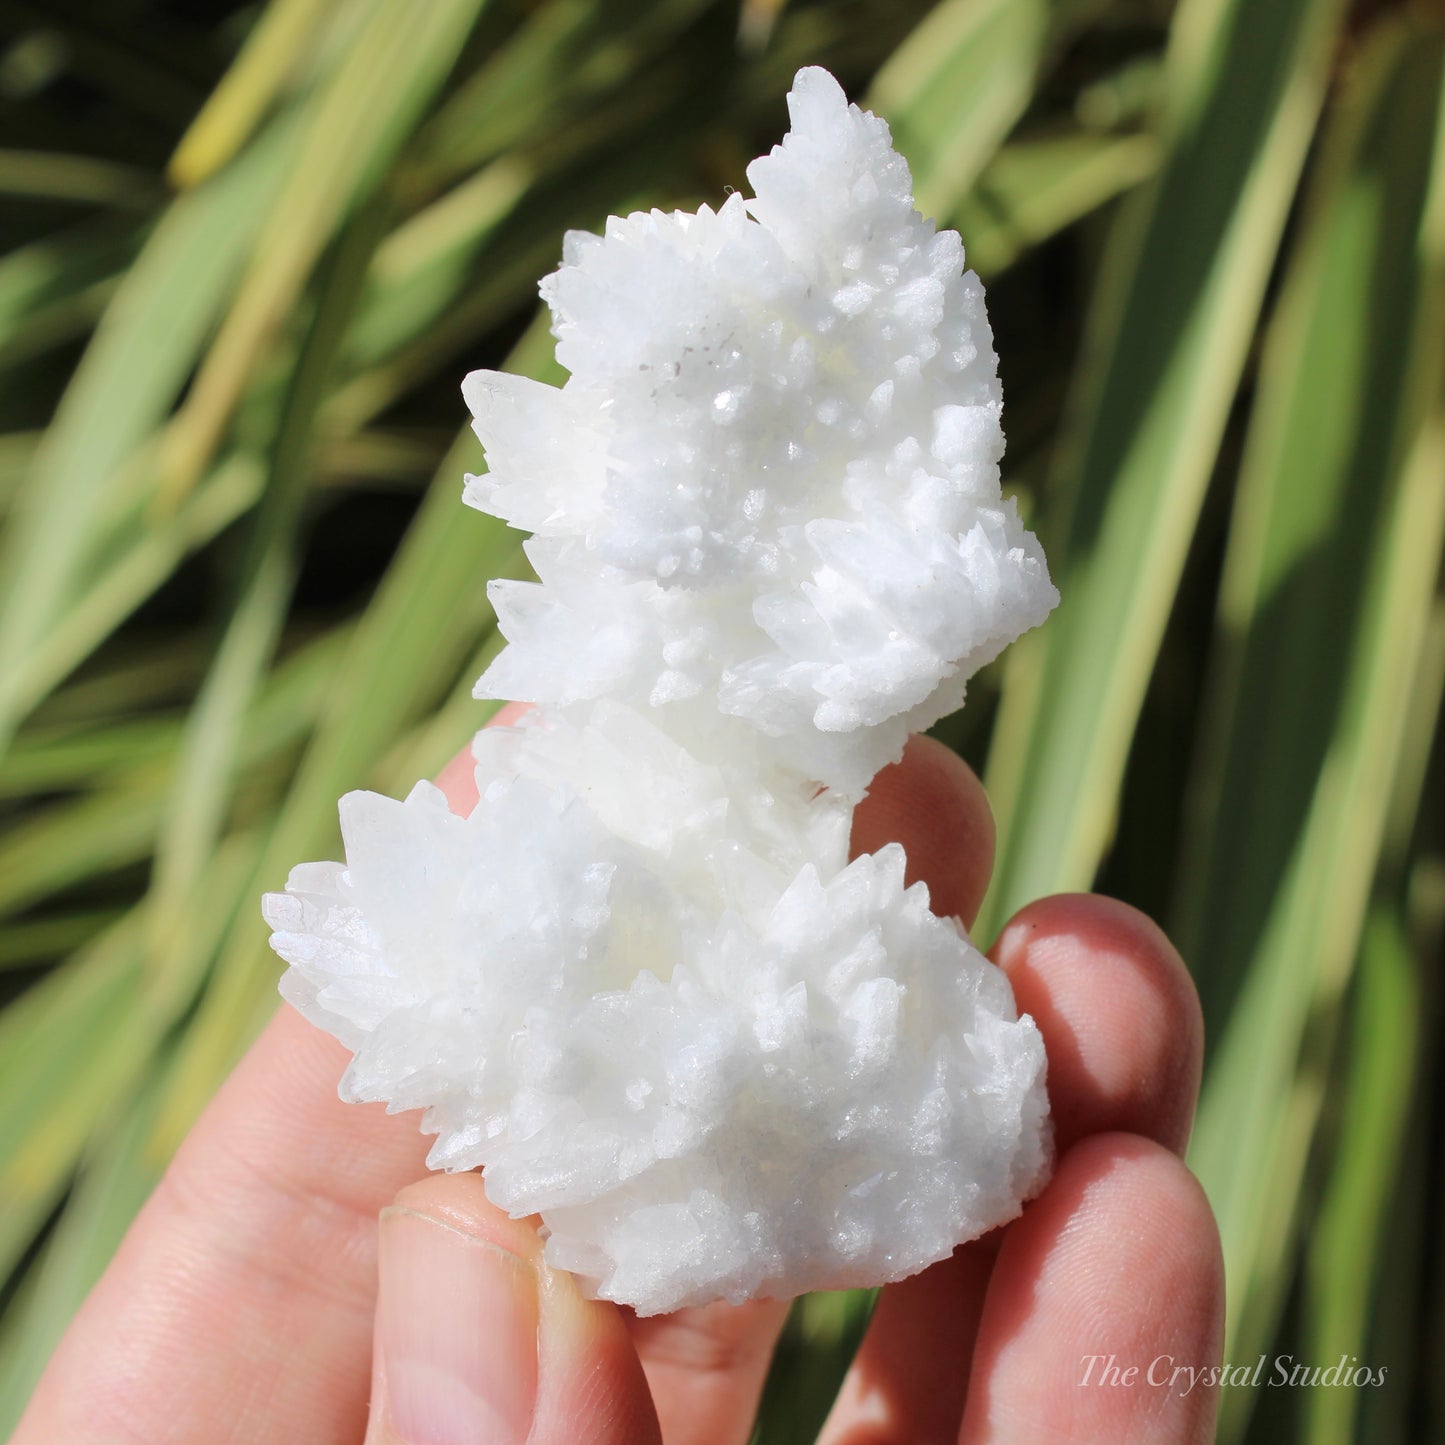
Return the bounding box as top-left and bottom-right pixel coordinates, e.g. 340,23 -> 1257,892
375,1205 -> 539,1445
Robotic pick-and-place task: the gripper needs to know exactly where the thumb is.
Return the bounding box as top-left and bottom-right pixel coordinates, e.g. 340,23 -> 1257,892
364,1173 -> 660,1445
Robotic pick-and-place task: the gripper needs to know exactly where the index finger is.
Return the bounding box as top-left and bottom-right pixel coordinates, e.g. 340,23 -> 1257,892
13,1005 -> 432,1445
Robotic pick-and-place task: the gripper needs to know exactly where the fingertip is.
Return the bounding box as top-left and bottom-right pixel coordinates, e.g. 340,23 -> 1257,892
1004,1135 -> 1226,1373
434,747 -> 480,819
991,894 -> 1203,1156
852,734 -> 995,927
994,894 -> 1187,993
1005,1132 -> 1223,1311
961,1133 -> 1224,1445
435,702 -> 534,819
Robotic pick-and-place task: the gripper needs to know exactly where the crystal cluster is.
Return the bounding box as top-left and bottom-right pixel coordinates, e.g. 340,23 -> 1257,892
264,67 -> 1057,1316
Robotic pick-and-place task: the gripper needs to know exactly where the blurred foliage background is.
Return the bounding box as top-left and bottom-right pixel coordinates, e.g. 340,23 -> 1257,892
0,0 -> 1441,1439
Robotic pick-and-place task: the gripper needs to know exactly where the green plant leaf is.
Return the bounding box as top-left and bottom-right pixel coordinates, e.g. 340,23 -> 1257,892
412,0 -> 712,189
0,225 -> 137,375
978,0 -> 1350,940
956,129 -> 1158,277
0,622 -> 349,919
866,0 -> 1053,219
0,149 -> 161,209
1182,21 -> 1445,1435
168,0 -> 355,186
145,201 -> 389,1011
152,0 -> 488,509
1302,907 -> 1421,1445
1,456 -> 264,725
0,918 -> 145,1283
0,910 -> 121,970
0,120 -> 298,749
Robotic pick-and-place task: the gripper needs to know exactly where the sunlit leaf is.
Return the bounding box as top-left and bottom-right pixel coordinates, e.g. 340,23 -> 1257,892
978,0 -> 1350,937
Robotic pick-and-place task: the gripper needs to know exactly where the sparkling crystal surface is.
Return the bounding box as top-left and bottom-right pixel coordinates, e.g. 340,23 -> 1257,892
264,67 -> 1057,1315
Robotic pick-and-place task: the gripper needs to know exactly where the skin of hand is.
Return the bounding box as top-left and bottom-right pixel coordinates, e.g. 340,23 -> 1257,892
11,706 -> 1224,1445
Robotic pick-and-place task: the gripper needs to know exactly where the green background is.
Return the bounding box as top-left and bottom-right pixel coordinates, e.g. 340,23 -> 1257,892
0,1 -> 1441,1440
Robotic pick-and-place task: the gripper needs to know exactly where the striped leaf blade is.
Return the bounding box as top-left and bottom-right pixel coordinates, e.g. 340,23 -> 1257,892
978,0 -> 1349,941
1182,21 -> 1445,1433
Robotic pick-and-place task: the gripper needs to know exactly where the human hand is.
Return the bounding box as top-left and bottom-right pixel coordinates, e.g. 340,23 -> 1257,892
12,718 -> 1223,1445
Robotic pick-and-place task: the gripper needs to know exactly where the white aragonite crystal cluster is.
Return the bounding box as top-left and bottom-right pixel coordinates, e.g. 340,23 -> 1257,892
264,67 -> 1058,1316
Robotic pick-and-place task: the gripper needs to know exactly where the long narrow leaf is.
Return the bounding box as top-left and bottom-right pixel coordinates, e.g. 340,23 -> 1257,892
867,0 -> 1053,217
146,203 -> 388,1010
168,0 -> 352,186
153,0 -> 486,508
0,120 -> 297,747
956,130 -> 1158,277
978,0 -> 1349,938
1186,24 -> 1445,1431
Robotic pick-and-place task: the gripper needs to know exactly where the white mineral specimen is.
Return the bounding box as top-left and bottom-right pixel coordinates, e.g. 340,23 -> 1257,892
264,66 -> 1058,1316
